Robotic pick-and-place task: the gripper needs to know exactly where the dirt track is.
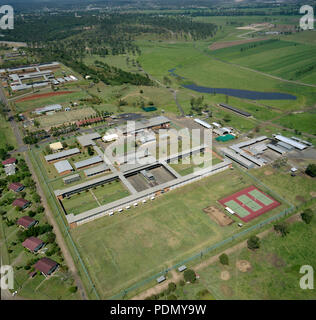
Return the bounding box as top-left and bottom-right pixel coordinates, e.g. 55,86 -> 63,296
16,91 -> 75,102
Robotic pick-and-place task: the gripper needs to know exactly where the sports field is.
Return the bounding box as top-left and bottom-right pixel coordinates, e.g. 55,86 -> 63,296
219,186 -> 280,222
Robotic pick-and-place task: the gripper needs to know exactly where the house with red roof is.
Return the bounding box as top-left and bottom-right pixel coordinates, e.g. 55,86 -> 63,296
9,182 -> 25,192
12,198 -> 30,209
34,258 -> 59,277
2,157 -> 16,166
22,237 -> 44,253
16,216 -> 38,229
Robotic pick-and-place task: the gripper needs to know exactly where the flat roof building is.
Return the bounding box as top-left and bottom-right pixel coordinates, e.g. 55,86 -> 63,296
49,142 -> 63,152
84,163 -> 109,177
63,174 -> 81,185
77,133 -> 101,147
34,104 -> 62,115
274,135 -> 307,150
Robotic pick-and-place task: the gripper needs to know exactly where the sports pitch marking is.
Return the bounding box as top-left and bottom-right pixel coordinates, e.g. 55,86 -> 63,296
219,186 -> 281,222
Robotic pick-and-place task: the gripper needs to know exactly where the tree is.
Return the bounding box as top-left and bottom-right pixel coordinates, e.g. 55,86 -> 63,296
247,235 -> 260,250
274,223 -> 289,237
301,209 -> 314,224
305,164 -> 316,177
223,114 -> 231,122
219,253 -> 229,265
183,269 -> 196,283
87,146 -> 94,156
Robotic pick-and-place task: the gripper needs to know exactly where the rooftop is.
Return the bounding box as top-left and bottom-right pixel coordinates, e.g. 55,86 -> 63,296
44,148 -> 80,162
2,157 -> 16,165
22,237 -> 44,252
17,216 -> 36,228
74,156 -> 103,169
54,160 -> 73,174
34,258 -> 58,275
12,198 -> 29,208
77,133 -> 101,147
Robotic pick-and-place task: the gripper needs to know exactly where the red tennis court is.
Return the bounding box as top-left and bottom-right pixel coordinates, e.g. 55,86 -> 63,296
219,185 -> 280,222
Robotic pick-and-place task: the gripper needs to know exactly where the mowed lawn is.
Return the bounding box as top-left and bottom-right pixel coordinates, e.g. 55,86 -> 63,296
62,180 -> 130,215
70,169 -> 286,298
198,216 -> 316,300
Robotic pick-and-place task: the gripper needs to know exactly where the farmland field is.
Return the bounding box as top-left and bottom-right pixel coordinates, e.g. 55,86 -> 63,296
70,168 -> 288,298
210,39 -> 316,85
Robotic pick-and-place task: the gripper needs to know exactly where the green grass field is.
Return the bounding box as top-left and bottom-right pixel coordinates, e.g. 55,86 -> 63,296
210,39 -> 316,84
14,90 -> 91,113
70,168 -> 288,298
198,216 -> 316,299
62,180 -> 130,215
38,107 -> 96,128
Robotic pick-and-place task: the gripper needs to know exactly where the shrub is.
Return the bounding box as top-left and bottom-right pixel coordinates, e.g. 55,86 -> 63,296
305,164 -> 316,177
179,280 -> 185,286
301,209 -> 314,224
274,223 -> 289,237
247,235 -> 260,250
183,269 -> 196,283
219,253 -> 229,265
167,294 -> 177,300
69,286 -> 78,293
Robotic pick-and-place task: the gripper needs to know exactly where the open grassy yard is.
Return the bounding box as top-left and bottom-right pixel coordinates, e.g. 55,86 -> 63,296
92,180 -> 130,206
249,165 -> 316,206
198,215 -> 316,300
0,113 -> 17,149
274,112 -> 316,136
38,107 -> 96,128
62,191 -> 98,215
70,168 -> 288,298
61,180 -> 130,215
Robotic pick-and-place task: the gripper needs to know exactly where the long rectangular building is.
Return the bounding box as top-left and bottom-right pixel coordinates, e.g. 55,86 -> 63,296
274,135 -> 307,150
74,156 -> 103,170
44,148 -> 80,163
84,163 -> 109,177
219,103 -> 251,117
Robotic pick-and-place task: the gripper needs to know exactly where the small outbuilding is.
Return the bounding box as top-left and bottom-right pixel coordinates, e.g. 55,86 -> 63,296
49,142 -> 63,152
